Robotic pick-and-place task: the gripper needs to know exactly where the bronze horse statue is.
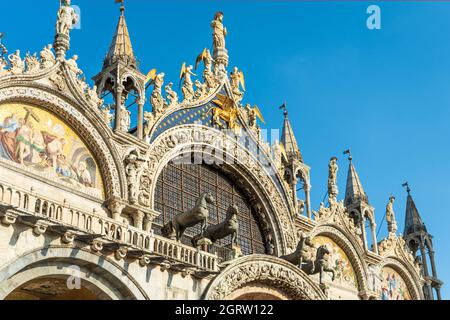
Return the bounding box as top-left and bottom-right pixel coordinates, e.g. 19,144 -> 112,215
162,192 -> 215,242
191,204 -> 239,247
280,232 -> 314,268
302,245 -> 336,285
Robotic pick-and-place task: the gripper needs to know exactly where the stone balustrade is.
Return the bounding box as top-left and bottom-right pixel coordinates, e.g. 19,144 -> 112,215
0,179 -> 219,272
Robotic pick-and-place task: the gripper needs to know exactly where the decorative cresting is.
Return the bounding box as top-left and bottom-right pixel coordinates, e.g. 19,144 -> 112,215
203,255 -> 326,300
0,86 -> 124,199
144,124 -> 297,253
310,225 -> 369,297
378,257 -> 423,300
378,234 -> 423,284
313,198 -> 365,250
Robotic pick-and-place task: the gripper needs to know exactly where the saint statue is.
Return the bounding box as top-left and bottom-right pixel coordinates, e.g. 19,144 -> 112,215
150,72 -> 166,113
328,157 -> 338,198
40,44 -> 56,69
385,196 -> 397,234
8,50 -> 24,75
56,0 -> 78,37
211,12 -> 227,50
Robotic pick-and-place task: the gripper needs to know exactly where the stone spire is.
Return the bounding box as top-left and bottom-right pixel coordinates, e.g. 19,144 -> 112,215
403,185 -> 426,235
280,104 -> 303,163
103,3 -> 136,69
93,1 -> 146,139
402,182 -> 443,300
344,153 -> 368,207
279,103 -> 311,218
343,150 -> 378,254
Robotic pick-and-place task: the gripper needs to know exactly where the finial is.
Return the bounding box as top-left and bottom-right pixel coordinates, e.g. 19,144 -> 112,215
343,149 -> 352,162
115,0 -> 125,14
279,102 -> 288,117
402,181 -> 411,195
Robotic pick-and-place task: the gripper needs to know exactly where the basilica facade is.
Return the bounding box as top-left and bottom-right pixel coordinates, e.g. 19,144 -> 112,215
0,2 -> 442,300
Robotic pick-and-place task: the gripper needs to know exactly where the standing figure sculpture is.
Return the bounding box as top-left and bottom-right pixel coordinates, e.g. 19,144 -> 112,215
179,63 -> 196,102
195,48 -> 216,89
40,44 -> 56,69
24,52 -> 39,74
56,0 -> 78,37
124,150 -> 145,205
385,196 -> 397,234
230,66 -> 245,102
162,192 -> 215,242
164,82 -> 178,108
328,157 -> 338,199
8,50 -> 24,75
150,72 -> 166,113
211,12 -> 227,50
191,204 -> 239,247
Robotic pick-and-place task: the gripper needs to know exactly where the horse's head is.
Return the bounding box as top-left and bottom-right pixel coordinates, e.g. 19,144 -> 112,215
226,204 -> 239,221
317,245 -> 330,257
203,192 -> 215,205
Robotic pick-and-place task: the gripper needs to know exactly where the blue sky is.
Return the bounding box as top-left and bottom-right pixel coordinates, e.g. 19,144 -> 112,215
1,0 -> 449,298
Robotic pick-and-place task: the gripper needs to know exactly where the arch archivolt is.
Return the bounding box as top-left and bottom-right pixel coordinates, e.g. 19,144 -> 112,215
0,246 -> 148,300
378,257 -> 423,300
203,254 -> 326,300
0,86 -> 126,199
144,125 -> 297,254
310,224 -> 369,295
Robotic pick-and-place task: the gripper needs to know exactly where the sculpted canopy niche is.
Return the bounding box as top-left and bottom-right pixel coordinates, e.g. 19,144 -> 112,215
0,102 -> 105,198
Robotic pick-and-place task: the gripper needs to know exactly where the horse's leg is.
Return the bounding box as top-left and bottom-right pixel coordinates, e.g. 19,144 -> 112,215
319,265 -> 324,285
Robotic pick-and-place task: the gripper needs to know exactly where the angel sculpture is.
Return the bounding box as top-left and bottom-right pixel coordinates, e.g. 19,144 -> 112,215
195,48 -> 216,89
230,67 -> 245,102
40,44 -> 56,69
8,50 -> 24,75
179,63 -> 196,102
146,69 -> 166,114
245,103 -> 265,128
164,82 -> 178,108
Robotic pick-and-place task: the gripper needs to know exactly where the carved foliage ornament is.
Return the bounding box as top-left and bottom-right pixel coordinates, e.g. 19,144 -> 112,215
206,255 -> 326,300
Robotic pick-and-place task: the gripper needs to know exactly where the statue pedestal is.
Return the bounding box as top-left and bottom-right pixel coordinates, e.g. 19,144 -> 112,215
196,238 -> 212,251
229,245 -> 243,260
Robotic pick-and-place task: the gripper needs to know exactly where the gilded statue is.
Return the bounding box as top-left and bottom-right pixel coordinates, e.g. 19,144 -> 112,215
245,103 -> 265,128
56,0 -> 78,37
179,63 -> 196,102
230,66 -> 245,102
209,93 -> 239,131
386,196 -> 397,234
195,48 -> 216,89
39,44 -> 56,69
